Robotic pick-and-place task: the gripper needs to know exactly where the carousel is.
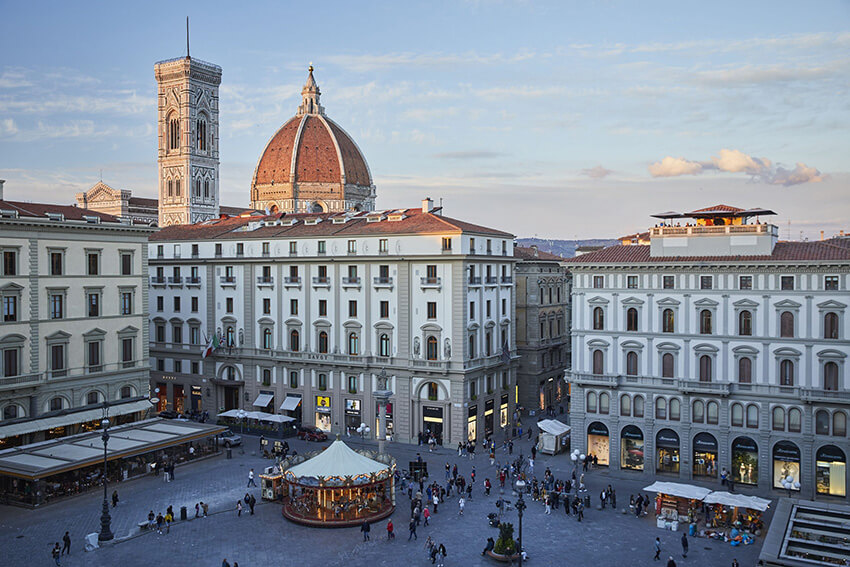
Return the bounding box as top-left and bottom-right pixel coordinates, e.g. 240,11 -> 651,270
268,437 -> 396,527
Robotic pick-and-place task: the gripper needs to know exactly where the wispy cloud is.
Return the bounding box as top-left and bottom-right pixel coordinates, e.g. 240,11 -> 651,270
581,165 -> 613,179
648,149 -> 824,186
325,50 -> 538,72
433,150 -> 505,160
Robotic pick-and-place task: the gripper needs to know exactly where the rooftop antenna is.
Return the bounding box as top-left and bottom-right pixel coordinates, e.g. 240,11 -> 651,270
186,17 -> 190,58
787,219 -> 791,240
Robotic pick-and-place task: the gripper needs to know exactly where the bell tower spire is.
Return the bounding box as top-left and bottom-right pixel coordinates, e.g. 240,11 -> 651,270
297,65 -> 324,116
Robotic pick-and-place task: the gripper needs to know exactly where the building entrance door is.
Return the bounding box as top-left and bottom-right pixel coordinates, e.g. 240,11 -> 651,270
423,405 -> 444,445
224,386 -> 239,411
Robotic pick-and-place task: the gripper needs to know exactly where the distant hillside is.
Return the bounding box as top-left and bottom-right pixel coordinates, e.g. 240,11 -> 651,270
516,237 -> 618,258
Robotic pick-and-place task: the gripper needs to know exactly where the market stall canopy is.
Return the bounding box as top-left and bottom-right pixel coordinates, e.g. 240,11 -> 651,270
253,393 -> 274,408
704,491 -> 770,512
218,409 -> 293,423
537,419 -> 571,436
287,439 -> 388,480
644,482 -> 712,500
280,396 -> 302,411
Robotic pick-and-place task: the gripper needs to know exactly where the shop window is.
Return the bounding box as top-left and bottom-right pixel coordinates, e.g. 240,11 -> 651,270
816,445 -> 846,497
669,398 -> 681,421
738,357 -> 752,383
833,412 -> 847,437
731,403 -> 744,427
655,397 -> 667,420
620,395 -> 631,416
626,352 -> 638,376
699,355 -> 712,382
699,310 -> 712,334
746,404 -> 759,428
662,309 -> 675,333
780,311 -> 794,338
586,391 -> 597,413
824,312 -> 839,339
788,407 -> 802,432
620,425 -> 644,471
816,410 -> 830,435
824,362 -> 839,391
772,407 -> 786,431
633,395 -> 644,418
592,349 -> 604,375
732,437 -> 759,485
692,400 -> 704,423
599,392 -> 609,414
661,353 -> 674,378
707,401 -> 719,424
738,310 -> 752,336
626,308 -> 638,331
290,329 -> 300,352
780,360 -> 794,386
592,307 -> 604,330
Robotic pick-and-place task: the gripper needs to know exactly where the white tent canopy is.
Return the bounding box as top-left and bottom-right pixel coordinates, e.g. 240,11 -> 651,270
287,439 -> 388,479
644,482 -> 713,500
537,419 -> 571,436
217,409 -> 294,423
703,491 -> 771,512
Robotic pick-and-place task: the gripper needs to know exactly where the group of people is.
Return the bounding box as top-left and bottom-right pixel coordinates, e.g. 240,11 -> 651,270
147,506 -> 176,534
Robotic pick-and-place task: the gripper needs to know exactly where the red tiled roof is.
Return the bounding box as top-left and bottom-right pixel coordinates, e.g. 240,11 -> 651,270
253,117 -> 300,186
220,206 -> 253,216
326,118 -> 371,186
564,241 -> 850,264
150,208 -> 513,241
128,197 -> 158,207
689,204 -> 744,214
514,246 -> 565,261
0,200 -> 119,222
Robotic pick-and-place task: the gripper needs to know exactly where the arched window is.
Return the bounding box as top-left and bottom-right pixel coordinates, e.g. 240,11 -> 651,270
731,403 -> 744,426
620,395 -> 631,416
699,310 -> 713,334
592,349 -> 604,375
86,391 -> 100,405
426,336 -> 438,360
120,385 -> 133,399
788,407 -> 802,432
468,334 -> 476,359
772,407 -> 785,431
780,360 -> 794,386
599,392 -> 610,414
655,397 -> 667,420
175,178 -> 181,197
50,397 -> 64,411
225,326 -> 234,346
378,333 -> 389,357
3,405 -> 18,420
738,310 -> 752,336
699,355 -> 712,382
738,357 -> 752,383
168,115 -> 179,150
746,404 -> 759,428
824,312 -> 839,339
692,400 -> 705,423
626,352 -> 638,376
662,309 -> 675,333
318,331 -> 329,354
707,401 -> 719,424
593,307 -> 604,330
194,178 -> 201,197
262,328 -> 272,349
834,412 -> 847,437
586,391 -> 597,413
669,398 -> 681,421
661,353 -> 674,378
824,361 -> 839,391
780,311 -> 794,338
626,308 -> 638,331
197,116 -> 207,151
816,410 -> 830,435
203,178 -> 210,199
167,179 -> 174,197
633,395 -> 645,418
289,329 -> 300,352
348,332 -> 359,355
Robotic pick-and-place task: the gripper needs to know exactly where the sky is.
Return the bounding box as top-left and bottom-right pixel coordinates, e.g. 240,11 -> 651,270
1,0 -> 848,239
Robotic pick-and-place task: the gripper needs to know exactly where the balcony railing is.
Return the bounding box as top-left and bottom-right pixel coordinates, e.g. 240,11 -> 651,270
220,276 -> 236,286
167,276 -> 183,286
342,276 -> 362,286
373,277 -> 393,287
485,276 -> 498,285
468,277 -> 482,285
150,276 -> 166,285
500,276 -> 513,284
649,224 -> 777,238
421,276 -> 441,287
284,276 -> 302,286
186,276 -> 202,286
257,276 -> 274,286
0,360 -> 145,391
312,276 -> 330,286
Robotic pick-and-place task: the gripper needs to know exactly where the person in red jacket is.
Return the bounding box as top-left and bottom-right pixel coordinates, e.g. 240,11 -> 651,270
386,519 -> 394,539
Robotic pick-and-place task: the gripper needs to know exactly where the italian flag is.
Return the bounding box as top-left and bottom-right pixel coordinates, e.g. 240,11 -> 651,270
202,333 -> 219,358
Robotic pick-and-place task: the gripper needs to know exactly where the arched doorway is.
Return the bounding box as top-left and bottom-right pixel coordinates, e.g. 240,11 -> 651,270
731,436 -> 759,485
620,425 -> 644,471
656,429 -> 680,474
693,432 -> 718,477
816,445 -> 846,497
586,422 -> 609,466
773,440 -> 801,490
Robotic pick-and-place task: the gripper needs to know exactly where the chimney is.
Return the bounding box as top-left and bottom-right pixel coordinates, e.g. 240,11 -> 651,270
0,179 -> 5,200
422,197 -> 434,213
531,244 -> 539,257
821,230 -> 825,241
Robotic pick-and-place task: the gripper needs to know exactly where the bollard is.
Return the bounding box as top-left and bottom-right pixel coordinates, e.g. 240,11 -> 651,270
180,506 -> 187,521
226,447 -> 232,459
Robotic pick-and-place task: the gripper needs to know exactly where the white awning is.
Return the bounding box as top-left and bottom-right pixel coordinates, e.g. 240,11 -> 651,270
253,393 -> 274,408
537,419 -> 571,436
280,396 -> 302,411
704,491 -> 771,512
644,482 -> 712,501
0,399 -> 154,439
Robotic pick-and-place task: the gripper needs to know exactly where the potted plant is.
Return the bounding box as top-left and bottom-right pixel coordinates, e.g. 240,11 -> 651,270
487,522 -> 520,562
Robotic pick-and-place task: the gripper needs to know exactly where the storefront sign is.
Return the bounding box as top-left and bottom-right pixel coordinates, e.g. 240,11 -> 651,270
817,445 -> 846,463
316,396 -> 331,411
587,422 -> 609,437
732,437 -> 758,452
621,425 -> 644,440
774,441 -> 801,462
345,399 -> 361,412
693,432 -> 718,451
656,429 -> 679,448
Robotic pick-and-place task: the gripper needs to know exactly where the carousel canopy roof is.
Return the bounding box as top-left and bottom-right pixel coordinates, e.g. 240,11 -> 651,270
287,439 -> 388,479
703,491 -> 771,511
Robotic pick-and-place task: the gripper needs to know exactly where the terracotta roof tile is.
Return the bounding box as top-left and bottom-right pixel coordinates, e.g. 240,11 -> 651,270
295,115 -> 340,184
514,246 -> 565,261
0,200 -> 119,222
564,241 -> 850,264
326,119 -> 371,186
253,117 -> 300,186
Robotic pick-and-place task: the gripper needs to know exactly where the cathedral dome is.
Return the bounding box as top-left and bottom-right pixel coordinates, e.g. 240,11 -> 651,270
250,67 -> 374,214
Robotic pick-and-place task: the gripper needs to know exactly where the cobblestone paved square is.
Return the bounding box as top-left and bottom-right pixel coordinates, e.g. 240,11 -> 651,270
1,430 -> 766,567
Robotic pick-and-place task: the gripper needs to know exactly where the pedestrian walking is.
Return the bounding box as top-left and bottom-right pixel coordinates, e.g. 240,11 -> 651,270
408,517 -> 418,540
156,512 -> 164,535
222,559 -> 231,567
387,519 -> 394,539
111,489 -> 119,507
423,506 -> 431,526
164,510 -> 173,534
681,532 -> 688,558
731,560 -> 740,567
202,501 -> 209,517
545,495 -> 551,515
61,531 -> 71,555
600,489 -> 607,509
577,500 -> 584,522
52,543 -> 62,566
667,557 -> 677,567
237,500 -> 243,517
436,543 -> 447,567
433,491 -> 439,512
147,510 -> 156,529
247,468 -> 256,487
654,537 -> 662,561
361,520 -> 371,541
195,502 -> 200,518
458,496 -> 465,516
245,492 -> 256,515
610,487 -> 617,509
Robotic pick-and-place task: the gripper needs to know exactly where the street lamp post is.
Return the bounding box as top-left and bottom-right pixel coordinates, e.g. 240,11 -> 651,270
515,478 -> 526,567
373,368 -> 393,455
98,414 -> 114,542
236,409 -> 247,455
